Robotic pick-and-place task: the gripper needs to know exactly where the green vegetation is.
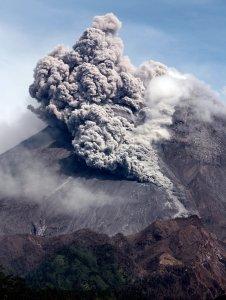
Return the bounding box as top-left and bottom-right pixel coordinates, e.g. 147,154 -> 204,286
0,264 -> 118,299
26,244 -> 127,298
0,266 -> 31,299
0,243 -> 129,299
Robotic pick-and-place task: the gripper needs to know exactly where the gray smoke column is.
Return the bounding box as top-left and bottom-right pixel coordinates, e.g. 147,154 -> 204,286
29,13 -> 200,216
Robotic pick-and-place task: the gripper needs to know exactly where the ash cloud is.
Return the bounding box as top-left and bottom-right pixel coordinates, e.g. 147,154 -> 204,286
28,13 -> 156,185
28,13 -> 225,216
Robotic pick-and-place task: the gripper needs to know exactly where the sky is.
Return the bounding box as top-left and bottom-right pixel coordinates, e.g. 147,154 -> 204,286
0,0 -> 226,153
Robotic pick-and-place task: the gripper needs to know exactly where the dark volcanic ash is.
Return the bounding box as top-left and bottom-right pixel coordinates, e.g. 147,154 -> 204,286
28,13 -> 169,185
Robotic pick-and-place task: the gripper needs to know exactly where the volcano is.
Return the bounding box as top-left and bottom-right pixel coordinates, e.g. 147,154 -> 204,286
1,14 -> 226,239
1,12 -> 226,299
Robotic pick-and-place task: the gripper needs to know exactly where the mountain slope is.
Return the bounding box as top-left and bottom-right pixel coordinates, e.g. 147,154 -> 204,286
0,124 -> 190,237
162,108 -> 226,241
1,107 -> 226,239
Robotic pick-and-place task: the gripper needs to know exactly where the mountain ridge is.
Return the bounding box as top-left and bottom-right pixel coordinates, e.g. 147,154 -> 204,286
0,216 -> 225,299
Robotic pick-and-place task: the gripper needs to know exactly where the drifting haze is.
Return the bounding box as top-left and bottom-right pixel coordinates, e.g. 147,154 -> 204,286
0,111 -> 44,154
0,148 -> 112,211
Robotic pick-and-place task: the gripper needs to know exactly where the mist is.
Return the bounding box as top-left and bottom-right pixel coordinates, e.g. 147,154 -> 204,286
0,111 -> 44,155
0,147 -> 113,212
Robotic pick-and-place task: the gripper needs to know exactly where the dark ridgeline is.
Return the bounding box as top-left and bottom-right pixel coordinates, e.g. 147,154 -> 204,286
0,216 -> 226,299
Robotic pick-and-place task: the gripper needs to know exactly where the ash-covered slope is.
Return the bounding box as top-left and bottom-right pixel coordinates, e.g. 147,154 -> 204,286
162,108 -> 226,241
0,216 -> 225,299
1,109 -> 226,240
0,125 -> 190,237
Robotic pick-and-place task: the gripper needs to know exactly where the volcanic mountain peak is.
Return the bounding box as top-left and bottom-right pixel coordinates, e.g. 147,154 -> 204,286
0,12 -> 226,257
26,13 -> 225,220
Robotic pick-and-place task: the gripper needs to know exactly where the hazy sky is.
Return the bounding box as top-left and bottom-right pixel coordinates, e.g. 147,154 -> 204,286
0,0 -> 226,152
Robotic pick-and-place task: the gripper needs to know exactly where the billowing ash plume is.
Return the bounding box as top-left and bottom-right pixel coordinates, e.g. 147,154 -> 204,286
29,13 -> 224,216
29,13 -> 164,184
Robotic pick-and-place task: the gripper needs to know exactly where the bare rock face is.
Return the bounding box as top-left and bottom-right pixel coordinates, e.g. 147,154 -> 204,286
0,216 -> 225,299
